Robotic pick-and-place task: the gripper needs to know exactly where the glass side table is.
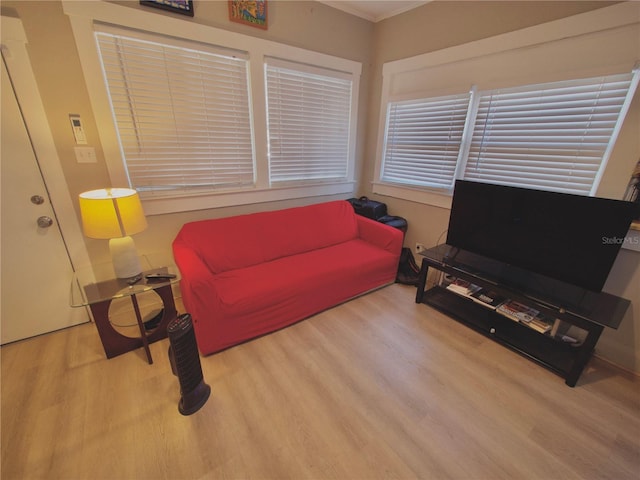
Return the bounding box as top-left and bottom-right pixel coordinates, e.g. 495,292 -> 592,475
71,254 -> 180,364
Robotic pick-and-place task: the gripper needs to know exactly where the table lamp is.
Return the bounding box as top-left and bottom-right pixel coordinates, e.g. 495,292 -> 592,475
79,188 -> 148,278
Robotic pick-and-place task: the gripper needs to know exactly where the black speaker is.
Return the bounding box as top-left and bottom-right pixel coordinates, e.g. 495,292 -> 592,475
167,313 -> 210,415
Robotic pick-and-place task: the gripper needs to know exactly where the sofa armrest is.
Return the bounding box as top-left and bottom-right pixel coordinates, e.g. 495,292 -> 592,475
173,240 -> 211,284
356,215 -> 403,255
172,239 -> 218,320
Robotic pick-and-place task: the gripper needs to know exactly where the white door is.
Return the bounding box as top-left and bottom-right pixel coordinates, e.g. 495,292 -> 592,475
1,52 -> 88,344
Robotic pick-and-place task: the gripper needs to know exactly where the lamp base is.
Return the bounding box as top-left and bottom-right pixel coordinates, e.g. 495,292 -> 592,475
109,236 -> 142,278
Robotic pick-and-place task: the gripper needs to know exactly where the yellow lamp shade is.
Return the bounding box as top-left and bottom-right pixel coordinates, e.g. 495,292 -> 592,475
79,188 -> 147,239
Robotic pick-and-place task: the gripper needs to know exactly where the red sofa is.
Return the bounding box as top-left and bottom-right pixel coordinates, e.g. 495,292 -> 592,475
172,200 -> 403,355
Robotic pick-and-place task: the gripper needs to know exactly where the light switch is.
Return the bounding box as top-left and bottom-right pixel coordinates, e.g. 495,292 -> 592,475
74,146 -> 97,163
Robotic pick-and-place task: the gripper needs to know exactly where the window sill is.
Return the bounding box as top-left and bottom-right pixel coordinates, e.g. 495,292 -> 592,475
142,181 -> 356,215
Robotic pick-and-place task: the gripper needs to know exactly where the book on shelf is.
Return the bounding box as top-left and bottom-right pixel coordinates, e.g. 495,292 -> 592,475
470,289 -> 509,310
497,300 -> 553,333
525,315 -> 553,334
496,300 -> 540,323
446,278 -> 482,297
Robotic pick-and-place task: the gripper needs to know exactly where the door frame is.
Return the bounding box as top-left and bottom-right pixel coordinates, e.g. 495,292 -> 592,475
1,16 -> 91,285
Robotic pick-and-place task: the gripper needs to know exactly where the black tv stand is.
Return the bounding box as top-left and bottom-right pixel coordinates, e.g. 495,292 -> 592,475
415,245 -> 630,387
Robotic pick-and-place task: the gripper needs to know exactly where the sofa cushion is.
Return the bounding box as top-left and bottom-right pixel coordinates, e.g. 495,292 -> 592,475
177,200 -> 359,274
210,239 -> 397,317
257,201 -> 358,263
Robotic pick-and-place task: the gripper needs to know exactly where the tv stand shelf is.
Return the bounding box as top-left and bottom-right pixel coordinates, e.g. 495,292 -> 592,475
415,245 -> 630,387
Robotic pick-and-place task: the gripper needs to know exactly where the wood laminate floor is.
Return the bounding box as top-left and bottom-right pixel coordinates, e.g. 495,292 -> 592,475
1,283 -> 639,479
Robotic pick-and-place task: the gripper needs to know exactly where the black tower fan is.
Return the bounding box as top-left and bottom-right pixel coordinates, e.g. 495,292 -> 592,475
167,313 -> 211,415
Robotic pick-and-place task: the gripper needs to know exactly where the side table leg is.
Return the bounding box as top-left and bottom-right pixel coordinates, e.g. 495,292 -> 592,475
131,294 -> 153,364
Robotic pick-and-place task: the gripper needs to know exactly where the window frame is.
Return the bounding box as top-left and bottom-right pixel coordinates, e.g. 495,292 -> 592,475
64,1 -> 361,215
464,73 -> 638,196
95,26 -> 257,197
379,72 -> 638,198
265,57 -> 356,186
380,90 -> 474,190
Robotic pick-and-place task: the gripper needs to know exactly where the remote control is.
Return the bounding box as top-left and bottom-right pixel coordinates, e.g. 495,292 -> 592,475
145,273 -> 177,281
126,274 -> 142,285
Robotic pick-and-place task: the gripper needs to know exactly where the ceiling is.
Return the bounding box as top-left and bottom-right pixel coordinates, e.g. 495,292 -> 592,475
317,1 -> 430,22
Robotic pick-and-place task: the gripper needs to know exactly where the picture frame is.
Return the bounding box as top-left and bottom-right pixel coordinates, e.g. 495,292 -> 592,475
140,0 -> 194,17
228,0 -> 268,30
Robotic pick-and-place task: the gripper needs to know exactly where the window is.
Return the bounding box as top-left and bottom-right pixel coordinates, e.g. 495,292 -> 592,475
381,92 -> 471,189
64,1 -> 362,213
466,73 -> 636,195
96,28 -> 254,197
379,72 -> 638,196
265,59 -> 353,184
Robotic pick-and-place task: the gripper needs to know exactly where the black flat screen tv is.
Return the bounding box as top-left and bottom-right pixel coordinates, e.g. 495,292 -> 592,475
446,180 -> 640,292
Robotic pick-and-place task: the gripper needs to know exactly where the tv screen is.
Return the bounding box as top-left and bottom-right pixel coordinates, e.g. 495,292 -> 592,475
446,180 -> 640,292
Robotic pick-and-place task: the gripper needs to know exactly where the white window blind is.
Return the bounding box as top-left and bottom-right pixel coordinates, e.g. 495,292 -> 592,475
95,30 -> 254,196
465,73 -> 635,195
265,59 -> 353,183
381,93 -> 471,189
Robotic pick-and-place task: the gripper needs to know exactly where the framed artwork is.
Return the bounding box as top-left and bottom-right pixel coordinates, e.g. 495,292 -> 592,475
140,0 -> 194,17
228,0 -> 268,29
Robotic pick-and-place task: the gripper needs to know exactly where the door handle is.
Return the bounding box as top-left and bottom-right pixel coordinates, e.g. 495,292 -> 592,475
37,216 -> 54,228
